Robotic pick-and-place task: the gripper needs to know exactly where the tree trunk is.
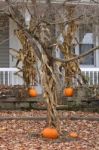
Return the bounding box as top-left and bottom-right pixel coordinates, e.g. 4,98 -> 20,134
47,88 -> 60,130
41,60 -> 60,131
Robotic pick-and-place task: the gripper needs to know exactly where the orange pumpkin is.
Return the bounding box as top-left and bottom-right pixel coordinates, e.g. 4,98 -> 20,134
41,127 -> 59,139
63,87 -> 74,97
69,132 -> 78,138
28,88 -> 37,97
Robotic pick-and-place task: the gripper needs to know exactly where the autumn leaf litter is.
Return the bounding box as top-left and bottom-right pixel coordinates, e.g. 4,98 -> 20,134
0,110 -> 99,150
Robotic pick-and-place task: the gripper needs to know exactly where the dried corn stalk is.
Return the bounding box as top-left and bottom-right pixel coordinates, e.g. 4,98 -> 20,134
58,8 -> 87,86
14,23 -> 60,129
7,2 -> 89,132
41,53 -> 60,129
15,29 -> 37,86
34,23 -> 61,130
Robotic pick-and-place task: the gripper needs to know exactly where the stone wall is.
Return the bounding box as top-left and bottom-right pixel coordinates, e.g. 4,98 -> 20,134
61,86 -> 99,112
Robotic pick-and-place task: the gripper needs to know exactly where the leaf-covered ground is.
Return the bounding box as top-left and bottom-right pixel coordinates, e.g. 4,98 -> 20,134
0,110 -> 99,150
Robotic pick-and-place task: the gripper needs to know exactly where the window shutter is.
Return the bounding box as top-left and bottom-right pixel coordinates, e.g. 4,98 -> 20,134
0,14 -> 9,67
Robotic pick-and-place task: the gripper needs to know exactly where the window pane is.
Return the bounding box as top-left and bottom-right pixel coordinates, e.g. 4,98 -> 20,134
79,24 -> 93,43
79,44 -> 94,65
79,24 -> 94,65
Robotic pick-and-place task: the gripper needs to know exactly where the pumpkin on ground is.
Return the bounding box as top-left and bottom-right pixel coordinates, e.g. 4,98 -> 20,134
69,132 -> 78,138
28,87 -> 37,97
41,127 -> 59,139
63,87 -> 74,97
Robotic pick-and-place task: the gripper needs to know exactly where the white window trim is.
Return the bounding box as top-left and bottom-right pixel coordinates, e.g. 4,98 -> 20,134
75,25 -> 98,67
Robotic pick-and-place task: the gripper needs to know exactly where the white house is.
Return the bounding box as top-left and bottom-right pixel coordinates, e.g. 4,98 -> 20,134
0,0 -> 99,87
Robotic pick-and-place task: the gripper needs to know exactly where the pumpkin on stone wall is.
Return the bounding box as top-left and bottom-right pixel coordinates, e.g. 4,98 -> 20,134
28,87 -> 37,97
63,87 -> 74,97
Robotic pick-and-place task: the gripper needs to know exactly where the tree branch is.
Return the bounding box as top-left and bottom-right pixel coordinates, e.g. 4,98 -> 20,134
5,2 -> 42,61
42,15 -> 83,25
54,46 -> 99,64
5,0 -> 99,65
91,0 -> 99,4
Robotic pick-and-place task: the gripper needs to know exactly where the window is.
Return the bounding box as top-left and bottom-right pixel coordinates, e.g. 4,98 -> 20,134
79,24 -> 94,65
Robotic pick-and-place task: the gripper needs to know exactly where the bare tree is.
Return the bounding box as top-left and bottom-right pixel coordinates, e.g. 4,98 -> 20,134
2,0 -> 99,133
